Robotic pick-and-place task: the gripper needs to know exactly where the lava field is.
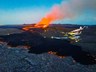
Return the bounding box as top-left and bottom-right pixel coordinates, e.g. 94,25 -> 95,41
0,31 -> 96,65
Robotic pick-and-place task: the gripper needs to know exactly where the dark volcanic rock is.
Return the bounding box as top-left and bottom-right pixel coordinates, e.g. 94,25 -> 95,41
74,26 -> 96,54
0,25 -> 96,72
0,31 -> 96,65
0,44 -> 96,72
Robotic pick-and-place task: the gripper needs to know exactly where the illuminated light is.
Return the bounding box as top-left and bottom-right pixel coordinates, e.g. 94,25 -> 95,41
44,36 -> 46,38
34,17 -> 53,29
48,51 -> 57,55
48,51 -> 65,58
22,27 -> 29,31
59,56 -> 65,58
73,60 -> 76,63
44,30 -> 47,32
51,36 -> 54,39
7,33 -> 10,35
7,45 -> 12,48
61,32 -> 65,34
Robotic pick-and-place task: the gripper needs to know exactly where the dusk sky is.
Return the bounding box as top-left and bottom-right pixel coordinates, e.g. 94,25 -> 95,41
0,0 -> 96,25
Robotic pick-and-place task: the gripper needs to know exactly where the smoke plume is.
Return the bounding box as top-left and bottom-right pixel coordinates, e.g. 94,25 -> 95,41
23,0 -> 96,30
37,0 -> 96,24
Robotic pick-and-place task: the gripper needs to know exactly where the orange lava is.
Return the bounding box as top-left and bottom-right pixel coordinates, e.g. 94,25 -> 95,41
22,17 -> 53,31
22,12 -> 55,30
48,51 -> 65,58
22,25 -> 35,31
34,16 -> 54,28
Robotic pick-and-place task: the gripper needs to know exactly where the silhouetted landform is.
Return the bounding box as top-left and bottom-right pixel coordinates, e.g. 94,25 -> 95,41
0,24 -> 95,29
0,31 -> 96,65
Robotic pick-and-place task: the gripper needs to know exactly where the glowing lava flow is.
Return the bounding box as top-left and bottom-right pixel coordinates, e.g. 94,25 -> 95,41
22,4 -> 63,30
34,17 -> 53,28
22,15 -> 54,31
22,0 -> 73,31
22,25 -> 35,31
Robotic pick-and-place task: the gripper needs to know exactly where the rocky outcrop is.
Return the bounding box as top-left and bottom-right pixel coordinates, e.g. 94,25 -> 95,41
0,44 -> 96,72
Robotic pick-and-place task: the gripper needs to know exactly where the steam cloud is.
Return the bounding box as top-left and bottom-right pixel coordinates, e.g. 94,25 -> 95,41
44,0 -> 96,22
